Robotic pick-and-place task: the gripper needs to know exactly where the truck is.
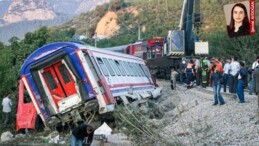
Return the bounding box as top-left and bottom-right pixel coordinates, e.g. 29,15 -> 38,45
143,0 -> 208,79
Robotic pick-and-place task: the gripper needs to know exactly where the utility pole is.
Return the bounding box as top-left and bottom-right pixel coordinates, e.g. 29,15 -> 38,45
135,21 -> 141,40
95,32 -> 97,47
138,23 -> 141,40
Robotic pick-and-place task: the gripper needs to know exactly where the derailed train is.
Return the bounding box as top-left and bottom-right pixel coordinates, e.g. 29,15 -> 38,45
16,42 -> 161,131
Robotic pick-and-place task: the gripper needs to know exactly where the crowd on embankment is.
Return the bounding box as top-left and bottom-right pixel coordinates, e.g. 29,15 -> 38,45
170,56 -> 259,107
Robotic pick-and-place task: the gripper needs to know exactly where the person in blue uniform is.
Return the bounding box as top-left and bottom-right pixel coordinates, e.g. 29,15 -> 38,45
185,60 -> 194,89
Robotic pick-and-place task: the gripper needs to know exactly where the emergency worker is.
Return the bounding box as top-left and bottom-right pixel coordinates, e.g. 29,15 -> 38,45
179,57 -> 187,84
201,57 -> 209,87
202,64 -> 209,88
185,60 -> 194,88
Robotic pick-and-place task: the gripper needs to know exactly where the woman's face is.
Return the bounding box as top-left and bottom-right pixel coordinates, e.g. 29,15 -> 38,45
233,6 -> 246,24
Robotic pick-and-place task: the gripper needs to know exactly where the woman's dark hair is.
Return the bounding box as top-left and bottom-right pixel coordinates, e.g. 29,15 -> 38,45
228,3 -> 250,34
212,65 -> 217,71
86,125 -> 93,133
239,61 -> 245,67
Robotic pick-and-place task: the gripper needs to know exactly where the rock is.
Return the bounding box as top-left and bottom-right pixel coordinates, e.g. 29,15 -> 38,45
1,131 -> 13,142
47,131 -> 60,144
173,100 -> 198,115
49,130 -> 59,138
15,133 -> 26,139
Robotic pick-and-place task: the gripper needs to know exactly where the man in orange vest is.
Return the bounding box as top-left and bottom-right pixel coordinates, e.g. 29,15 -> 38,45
214,58 -> 223,73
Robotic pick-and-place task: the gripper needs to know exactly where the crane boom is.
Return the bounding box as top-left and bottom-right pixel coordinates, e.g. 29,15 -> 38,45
166,0 -> 204,56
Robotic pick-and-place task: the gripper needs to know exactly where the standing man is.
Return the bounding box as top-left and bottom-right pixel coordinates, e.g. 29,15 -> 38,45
71,123 -> 94,146
2,93 -> 12,127
179,57 -> 187,84
170,67 -> 178,90
195,57 -> 202,86
253,65 -> 259,115
249,56 -> 259,95
185,60 -> 194,89
211,65 -> 225,105
201,57 -> 209,88
236,61 -> 248,103
229,57 -> 240,93
223,58 -> 231,92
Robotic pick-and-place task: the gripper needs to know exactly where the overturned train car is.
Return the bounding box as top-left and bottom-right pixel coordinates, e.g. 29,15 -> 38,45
16,42 -> 161,131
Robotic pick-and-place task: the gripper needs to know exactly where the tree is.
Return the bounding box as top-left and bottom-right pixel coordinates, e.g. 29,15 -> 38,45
0,41 -> 4,50
108,0 -> 125,12
35,26 -> 49,47
8,36 -> 20,49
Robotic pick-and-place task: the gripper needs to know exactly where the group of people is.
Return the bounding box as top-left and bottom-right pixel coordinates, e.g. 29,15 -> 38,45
176,56 -> 212,89
171,56 -> 259,106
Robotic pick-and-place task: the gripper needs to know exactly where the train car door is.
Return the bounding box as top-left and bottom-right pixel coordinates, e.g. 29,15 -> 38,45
42,61 -> 77,108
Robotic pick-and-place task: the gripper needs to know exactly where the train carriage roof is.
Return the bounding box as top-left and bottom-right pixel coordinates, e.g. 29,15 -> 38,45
20,42 -> 144,75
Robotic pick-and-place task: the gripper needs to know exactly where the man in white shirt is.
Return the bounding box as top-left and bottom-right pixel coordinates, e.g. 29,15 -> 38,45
249,56 -> 259,95
170,68 -> 178,90
2,93 -> 12,127
223,58 -> 231,92
229,57 -> 240,93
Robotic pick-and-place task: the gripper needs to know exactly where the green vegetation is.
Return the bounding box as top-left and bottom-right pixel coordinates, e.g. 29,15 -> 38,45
0,0 -> 258,133
114,102 -> 180,145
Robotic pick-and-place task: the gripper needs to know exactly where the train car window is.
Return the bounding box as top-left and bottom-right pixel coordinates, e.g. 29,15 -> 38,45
141,64 -> 151,77
103,58 -> 115,76
43,71 -> 57,90
108,59 -> 121,76
115,60 -> 126,76
137,63 -> 145,77
120,61 -> 130,76
122,61 -> 134,76
96,58 -> 110,76
133,63 -> 142,77
132,63 -> 141,77
58,64 -> 71,84
128,62 -> 138,76
24,91 -> 32,103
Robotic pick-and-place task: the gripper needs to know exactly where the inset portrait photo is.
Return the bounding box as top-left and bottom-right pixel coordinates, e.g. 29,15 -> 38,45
223,0 -> 256,38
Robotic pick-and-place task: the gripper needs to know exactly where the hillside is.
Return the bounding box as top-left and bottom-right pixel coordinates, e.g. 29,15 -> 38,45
1,0 -> 258,45
0,0 -> 111,44
59,0 -> 259,46
95,11 -> 120,38
2,0 -> 56,24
